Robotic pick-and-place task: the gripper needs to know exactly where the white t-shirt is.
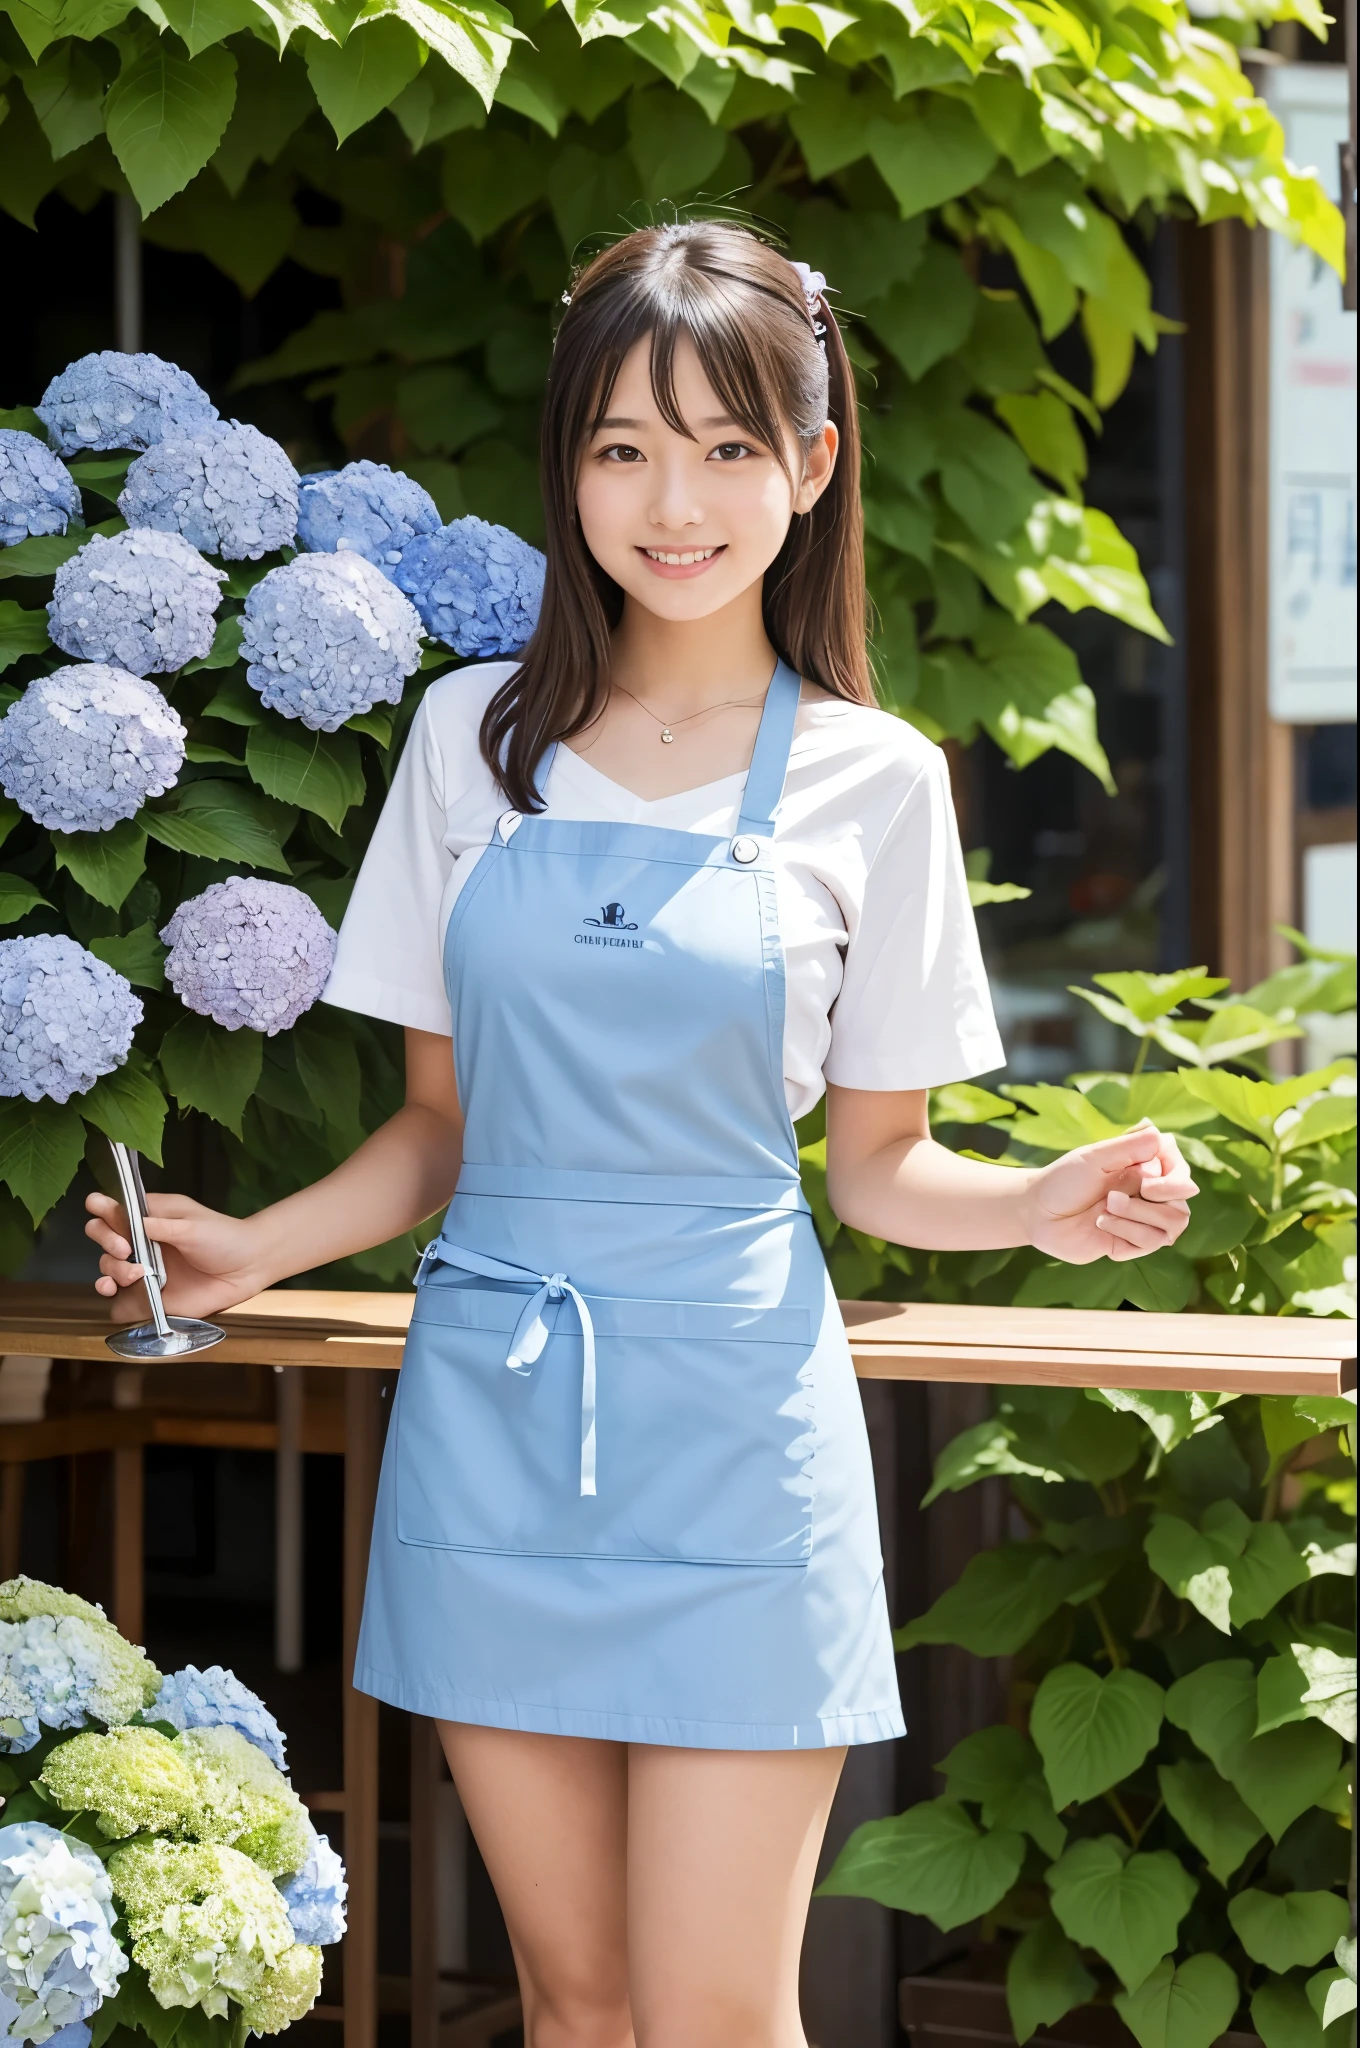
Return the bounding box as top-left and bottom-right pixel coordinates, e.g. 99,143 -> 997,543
324,662 -> 1003,1118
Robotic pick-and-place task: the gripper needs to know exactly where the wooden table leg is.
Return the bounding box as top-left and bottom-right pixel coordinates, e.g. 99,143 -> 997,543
112,1445 -> 143,1644
343,1372 -> 382,2048
409,1716 -> 442,2048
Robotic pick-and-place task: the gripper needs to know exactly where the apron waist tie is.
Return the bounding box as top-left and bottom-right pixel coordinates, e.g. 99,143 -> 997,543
417,1238 -> 597,1497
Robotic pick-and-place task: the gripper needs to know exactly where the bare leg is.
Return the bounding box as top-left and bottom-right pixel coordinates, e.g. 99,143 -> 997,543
626,1743 -> 846,2048
437,1722 -> 634,2048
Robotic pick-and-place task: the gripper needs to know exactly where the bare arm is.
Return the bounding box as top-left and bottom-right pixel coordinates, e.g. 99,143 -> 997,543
86,1027 -> 463,1319
825,1084 -> 1196,1263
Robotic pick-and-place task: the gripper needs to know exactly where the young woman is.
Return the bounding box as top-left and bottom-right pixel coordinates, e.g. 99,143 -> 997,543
88,223 -> 1195,2048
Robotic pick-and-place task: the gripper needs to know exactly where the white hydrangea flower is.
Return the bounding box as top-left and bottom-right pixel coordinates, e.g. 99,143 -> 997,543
0,1824 -> 127,2044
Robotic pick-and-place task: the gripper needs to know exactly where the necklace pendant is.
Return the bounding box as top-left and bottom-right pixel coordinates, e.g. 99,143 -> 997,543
661,728 -> 674,744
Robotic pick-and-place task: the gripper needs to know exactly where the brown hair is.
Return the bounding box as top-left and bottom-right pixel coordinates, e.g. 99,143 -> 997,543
480,220 -> 874,811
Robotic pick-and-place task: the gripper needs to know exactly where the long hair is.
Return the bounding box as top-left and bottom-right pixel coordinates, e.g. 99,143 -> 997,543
481,220 -> 873,812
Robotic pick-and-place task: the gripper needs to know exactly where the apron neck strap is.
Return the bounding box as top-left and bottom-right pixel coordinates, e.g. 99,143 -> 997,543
737,659 -> 801,835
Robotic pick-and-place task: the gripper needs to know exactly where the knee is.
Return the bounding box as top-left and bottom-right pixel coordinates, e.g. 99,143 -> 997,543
523,1980 -> 634,2048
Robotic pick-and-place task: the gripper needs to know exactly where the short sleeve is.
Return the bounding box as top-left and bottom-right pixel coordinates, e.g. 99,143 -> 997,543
322,697 -> 455,1035
822,746 -> 1003,1090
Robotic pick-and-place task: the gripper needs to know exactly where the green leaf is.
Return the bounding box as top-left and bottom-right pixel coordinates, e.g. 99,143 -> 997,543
52,821 -> 148,912
104,41 -> 237,217
79,1057 -> 168,1165
1113,1954 -> 1241,2048
143,781 -> 293,872
1310,1966 -> 1357,2030
157,1014 -> 262,1138
1165,1661 -> 1343,1842
0,875 -> 49,924
0,600 -> 50,672
1090,967 -> 1230,1025
1156,1761 -> 1264,1886
868,94 -> 998,219
929,1082 -> 1014,1126
146,0 -> 261,54
245,723 -> 364,834
182,613 -> 243,673
1145,1501 -> 1309,1633
996,391 -> 1087,499
0,531 -> 89,580
1030,1664 -> 1165,1809
1006,1914 -> 1096,2046
305,17 -> 425,145
88,923 -> 165,990
0,1096 -> 88,1224
939,1726 -> 1066,1859
896,1543 -> 1118,1657
292,1002 -> 361,1139
1230,1888 -> 1350,1978
1097,1387 -> 1198,1454
1257,1641 -> 1357,1744
869,241 -> 979,381
201,673 -> 262,726
1145,1515 -> 1233,1632
922,1417 -> 1067,1503
626,85 -> 727,200
1252,1978 -> 1326,2048
1119,1247 -> 1196,1313
815,1798 -> 1025,1930
1046,1836 -> 1197,1993
1177,1062 -> 1352,1143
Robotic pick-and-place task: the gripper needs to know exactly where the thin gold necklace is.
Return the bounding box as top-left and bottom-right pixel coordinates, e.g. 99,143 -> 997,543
614,681 -> 768,745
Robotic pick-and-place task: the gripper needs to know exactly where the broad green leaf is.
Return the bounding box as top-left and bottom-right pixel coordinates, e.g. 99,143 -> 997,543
922,1418 -> 1067,1504
1144,1515 -> 1233,1632
0,600 -> 50,672
1166,1660 -> 1343,1841
1280,1094 -> 1358,1153
815,1798 -> 1024,1930
0,875 -> 49,924
1006,1915 -> 1095,2046
305,17 -> 425,145
1084,969 -> 1228,1023
104,41 -> 237,217
995,390 -> 1086,499
1181,1003 -> 1305,1070
1099,1388 -> 1197,1454
0,531 -> 89,579
143,781 -> 293,872
182,613 -> 243,674
929,1082 -> 1014,1125
1047,1837 -> 1196,1993
938,1725 -> 1066,1859
868,93 -> 998,219
1119,1248 -> 1196,1314
79,1057 -> 168,1164
1228,1889 -> 1350,1975
245,723 -> 365,834
1030,1664 -> 1165,1809
1036,506 -> 1170,642
1156,1760 -> 1264,1885
201,674 -> 263,726
1015,1259 -> 1128,1310
626,85 -> 726,200
870,242 -> 979,381
1252,1977 -> 1326,2048
292,1003 -> 361,1140
1113,1954 -> 1240,2048
1310,1967 -> 1357,2030
1002,1083 -> 1126,1153
0,1096 -> 88,1223
88,923 -> 165,991
158,1014 -> 262,1138
146,0 -> 260,54
1223,1516 -> 1311,1625
1286,1516 -> 1356,1580
1177,1062 -> 1352,1143
1257,1641 -> 1357,1744
896,1543 -> 1117,1657
52,821 -> 148,912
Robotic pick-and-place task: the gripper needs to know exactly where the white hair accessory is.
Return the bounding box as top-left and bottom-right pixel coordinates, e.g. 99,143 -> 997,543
790,261 -> 829,350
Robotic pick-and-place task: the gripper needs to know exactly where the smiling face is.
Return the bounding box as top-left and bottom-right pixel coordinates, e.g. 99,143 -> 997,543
574,330 -> 838,626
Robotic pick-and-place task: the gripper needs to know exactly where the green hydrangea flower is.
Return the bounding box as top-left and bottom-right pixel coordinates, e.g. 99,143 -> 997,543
108,1840 -> 299,2022
238,1941 -> 323,2034
0,1579 -> 107,1627
40,1727 -> 198,1839
173,1727 -> 312,1878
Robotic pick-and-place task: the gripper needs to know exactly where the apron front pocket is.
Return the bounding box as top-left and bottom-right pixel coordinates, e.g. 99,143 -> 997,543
395,1281 -> 817,1567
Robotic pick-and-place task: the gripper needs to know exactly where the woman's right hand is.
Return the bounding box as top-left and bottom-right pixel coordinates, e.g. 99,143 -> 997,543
85,1192 -> 271,1322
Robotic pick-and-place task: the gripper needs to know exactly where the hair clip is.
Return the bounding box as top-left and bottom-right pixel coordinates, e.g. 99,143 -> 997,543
790,261 -> 829,352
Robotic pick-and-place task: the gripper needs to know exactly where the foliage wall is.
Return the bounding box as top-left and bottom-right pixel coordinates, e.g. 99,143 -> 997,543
0,0 -> 1346,1268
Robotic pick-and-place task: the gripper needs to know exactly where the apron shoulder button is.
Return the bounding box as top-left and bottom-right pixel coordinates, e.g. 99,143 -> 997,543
497,811 -> 522,843
730,835 -> 761,865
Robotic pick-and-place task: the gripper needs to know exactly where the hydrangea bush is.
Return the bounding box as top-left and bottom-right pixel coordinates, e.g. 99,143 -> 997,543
0,355 -> 539,1263
0,1579 -> 344,2045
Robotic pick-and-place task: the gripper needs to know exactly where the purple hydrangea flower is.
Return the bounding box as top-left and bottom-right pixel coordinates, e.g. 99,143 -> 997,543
241,551 -> 423,732
0,936 -> 141,1105
47,529 -> 224,677
393,516 -> 543,658
119,421 -> 298,561
296,462 -> 440,570
278,1832 -> 347,1946
151,1665 -> 286,1771
161,879 -> 337,1035
36,352 -> 218,456
0,666 -> 186,833
0,432 -> 81,547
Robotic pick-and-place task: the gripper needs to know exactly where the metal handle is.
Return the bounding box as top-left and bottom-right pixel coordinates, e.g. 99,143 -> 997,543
108,1141 -> 172,1341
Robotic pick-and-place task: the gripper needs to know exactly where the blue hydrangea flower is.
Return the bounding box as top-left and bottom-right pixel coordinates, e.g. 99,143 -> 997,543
393,516 -> 543,658
119,421 -> 298,561
278,1832 -> 346,1947
0,1823 -> 127,2044
0,432 -> 81,548
241,551 -> 423,732
297,462 -> 440,570
151,1666 -> 286,1772
0,1613 -> 160,1754
36,353 -> 217,457
0,936 -> 141,1105
47,530 -> 224,677
0,666 -> 186,833
161,879 -> 336,1035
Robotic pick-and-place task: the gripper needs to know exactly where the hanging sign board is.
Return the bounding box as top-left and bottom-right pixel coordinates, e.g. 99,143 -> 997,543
1267,65 -> 1357,726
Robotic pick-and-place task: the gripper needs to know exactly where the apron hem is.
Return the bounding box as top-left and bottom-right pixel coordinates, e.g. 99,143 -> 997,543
353,1663 -> 905,1751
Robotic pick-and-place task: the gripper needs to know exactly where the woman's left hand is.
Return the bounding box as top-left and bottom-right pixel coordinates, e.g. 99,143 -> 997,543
1023,1122 -> 1198,1266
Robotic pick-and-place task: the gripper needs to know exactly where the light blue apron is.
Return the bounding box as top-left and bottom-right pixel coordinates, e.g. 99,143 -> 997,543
355,661 -> 905,1748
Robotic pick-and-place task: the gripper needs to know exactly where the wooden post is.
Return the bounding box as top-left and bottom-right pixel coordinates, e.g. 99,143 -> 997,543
0,1465 -> 22,1580
111,1445 -> 143,1643
343,1371 -> 382,2048
409,1717 -> 443,2048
